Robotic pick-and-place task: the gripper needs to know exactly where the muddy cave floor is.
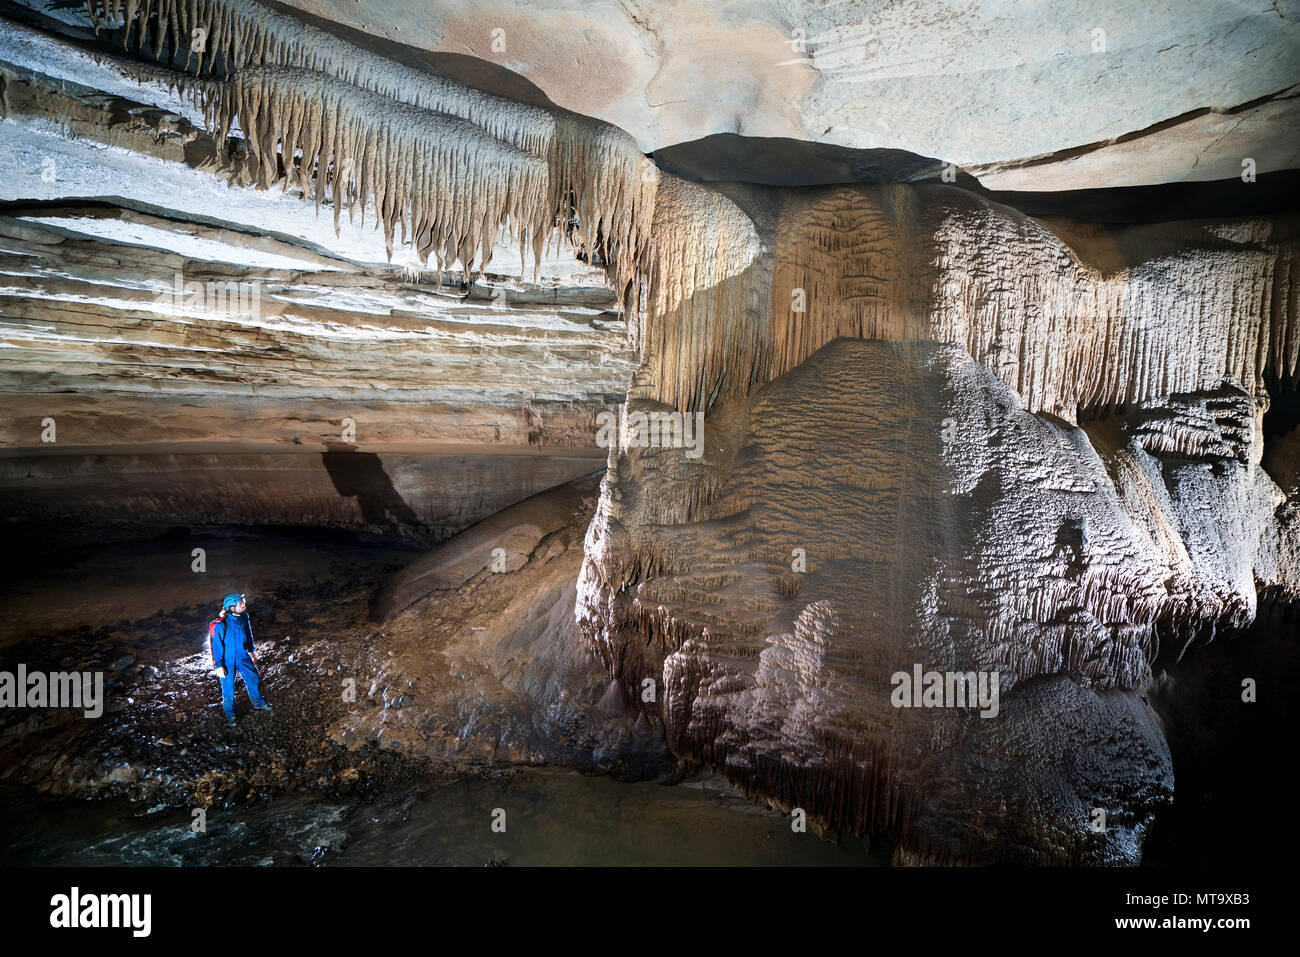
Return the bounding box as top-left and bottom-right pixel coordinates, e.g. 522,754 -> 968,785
0,521 -> 1292,866
0,523 -> 885,866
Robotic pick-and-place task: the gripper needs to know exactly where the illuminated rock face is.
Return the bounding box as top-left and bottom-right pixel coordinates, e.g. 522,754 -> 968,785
592,179 -> 1296,858
637,181 -> 1300,418
591,178 -> 1294,859
0,15 -> 635,541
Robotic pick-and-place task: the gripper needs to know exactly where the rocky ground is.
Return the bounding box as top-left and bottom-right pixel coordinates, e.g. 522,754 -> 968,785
0,481 -> 671,815
0,527 -> 431,808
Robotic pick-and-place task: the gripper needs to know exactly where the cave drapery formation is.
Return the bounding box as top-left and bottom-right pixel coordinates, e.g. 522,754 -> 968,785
2,0 -> 1298,864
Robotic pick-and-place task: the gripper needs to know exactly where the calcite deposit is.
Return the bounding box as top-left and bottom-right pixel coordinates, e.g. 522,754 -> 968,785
0,0 -> 1296,865
578,337 -> 1294,862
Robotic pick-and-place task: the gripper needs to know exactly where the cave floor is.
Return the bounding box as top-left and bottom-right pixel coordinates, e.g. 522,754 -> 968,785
0,524 -> 884,865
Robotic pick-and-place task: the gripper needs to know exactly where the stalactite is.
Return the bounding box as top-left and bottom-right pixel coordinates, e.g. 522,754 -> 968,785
6,0 -> 1280,868
81,1 -> 1297,420
922,198 -> 1300,419
635,176 -> 768,413
204,66 -> 552,276
638,182 -> 1299,417
83,0 -> 656,295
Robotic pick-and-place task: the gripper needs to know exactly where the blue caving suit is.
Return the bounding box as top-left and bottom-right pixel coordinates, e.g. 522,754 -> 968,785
211,610 -> 268,719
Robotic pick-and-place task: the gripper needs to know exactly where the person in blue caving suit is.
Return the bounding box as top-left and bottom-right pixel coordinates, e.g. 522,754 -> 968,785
209,593 -> 272,727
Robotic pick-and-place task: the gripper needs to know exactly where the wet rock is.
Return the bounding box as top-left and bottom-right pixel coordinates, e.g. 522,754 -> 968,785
105,765 -> 136,785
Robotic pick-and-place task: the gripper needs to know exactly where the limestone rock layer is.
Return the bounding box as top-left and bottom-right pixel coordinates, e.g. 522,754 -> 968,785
83,0 -> 657,295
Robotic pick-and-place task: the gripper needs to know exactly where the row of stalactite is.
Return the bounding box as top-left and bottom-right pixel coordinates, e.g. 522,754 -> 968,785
643,185 -> 1300,420
85,0 -> 656,296
82,0 -> 1300,422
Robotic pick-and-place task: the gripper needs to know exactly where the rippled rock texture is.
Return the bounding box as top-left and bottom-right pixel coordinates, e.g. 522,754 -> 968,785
580,180 -> 1297,863
579,336 -> 1295,862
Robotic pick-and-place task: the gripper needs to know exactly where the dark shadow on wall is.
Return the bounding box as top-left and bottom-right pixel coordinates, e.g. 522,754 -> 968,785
1143,598 -> 1300,866
1263,377 -> 1300,441
321,443 -> 422,530
652,134 -> 985,189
